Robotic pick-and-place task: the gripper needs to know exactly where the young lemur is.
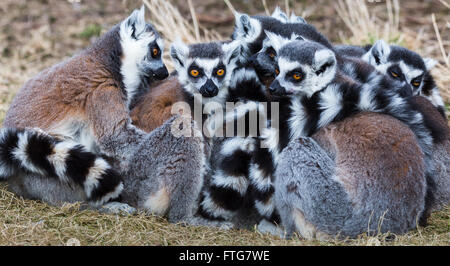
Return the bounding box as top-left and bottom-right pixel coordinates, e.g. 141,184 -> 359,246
169,39 -> 241,140
0,7 -> 205,223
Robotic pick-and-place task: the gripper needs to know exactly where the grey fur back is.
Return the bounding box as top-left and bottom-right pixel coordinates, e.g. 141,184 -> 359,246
121,116 -> 206,222
275,122 -> 427,238
275,137 -> 353,238
431,139 -> 450,210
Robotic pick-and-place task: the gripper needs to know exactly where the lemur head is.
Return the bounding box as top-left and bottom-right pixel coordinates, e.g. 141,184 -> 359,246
170,40 -> 241,105
231,9 -> 331,89
230,8 -> 307,63
269,41 -> 337,97
119,6 -> 168,102
362,39 -> 437,96
253,31 -> 305,86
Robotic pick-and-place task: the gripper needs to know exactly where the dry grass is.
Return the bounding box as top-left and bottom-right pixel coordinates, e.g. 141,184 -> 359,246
0,0 -> 448,246
336,0 -> 450,106
1,183 -> 449,246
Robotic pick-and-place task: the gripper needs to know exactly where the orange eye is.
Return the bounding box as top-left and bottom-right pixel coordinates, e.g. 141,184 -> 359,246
412,81 -> 420,87
216,69 -> 225,76
293,73 -> 302,80
391,71 -> 399,78
275,69 -> 279,75
190,69 -> 199,77
269,53 -> 275,59
152,48 -> 159,56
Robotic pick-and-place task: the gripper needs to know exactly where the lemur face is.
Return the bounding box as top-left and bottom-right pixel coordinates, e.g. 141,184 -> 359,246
170,40 -> 241,104
269,41 -> 337,97
120,6 -> 168,87
232,8 -> 331,92
253,31 -> 305,86
363,39 -> 437,96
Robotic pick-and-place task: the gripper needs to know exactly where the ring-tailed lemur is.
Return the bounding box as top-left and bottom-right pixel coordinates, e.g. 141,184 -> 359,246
265,40 -> 444,226
0,7 -> 172,207
169,39 -> 241,138
362,40 -> 446,118
198,10 -> 320,225
335,40 -> 446,118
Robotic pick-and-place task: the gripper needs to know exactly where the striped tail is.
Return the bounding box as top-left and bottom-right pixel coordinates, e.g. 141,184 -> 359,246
0,128 -> 123,206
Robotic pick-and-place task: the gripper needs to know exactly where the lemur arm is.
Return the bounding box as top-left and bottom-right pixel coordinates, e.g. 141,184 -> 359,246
85,84 -> 147,162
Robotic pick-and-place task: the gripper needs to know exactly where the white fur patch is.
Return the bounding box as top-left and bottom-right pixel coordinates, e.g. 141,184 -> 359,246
91,183 -> 124,207
254,198 -> 275,217
318,84 -> 342,128
12,132 -> 46,176
229,67 -> 261,88
399,61 -> 423,85
47,141 -> 78,183
429,88 -> 445,107
220,137 -> 255,156
143,186 -> 170,216
120,16 -> 156,107
288,97 -> 308,140
84,158 -> 109,198
211,170 -> 249,195
260,127 -> 279,164
271,6 -> 289,23
248,163 -> 272,192
358,85 -> 377,111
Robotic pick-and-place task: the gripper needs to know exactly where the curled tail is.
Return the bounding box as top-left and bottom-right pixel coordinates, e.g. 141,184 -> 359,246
0,128 -> 123,206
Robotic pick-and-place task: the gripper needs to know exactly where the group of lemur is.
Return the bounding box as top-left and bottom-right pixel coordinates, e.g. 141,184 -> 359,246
0,5 -> 448,239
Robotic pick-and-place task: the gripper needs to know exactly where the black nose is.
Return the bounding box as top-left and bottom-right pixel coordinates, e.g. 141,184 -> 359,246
269,79 -> 286,96
152,66 -> 169,80
248,54 -> 258,65
394,81 -> 413,98
200,79 -> 218,97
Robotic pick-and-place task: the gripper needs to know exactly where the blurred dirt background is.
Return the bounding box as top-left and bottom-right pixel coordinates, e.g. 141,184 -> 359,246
0,0 -> 449,245
0,0 -> 449,119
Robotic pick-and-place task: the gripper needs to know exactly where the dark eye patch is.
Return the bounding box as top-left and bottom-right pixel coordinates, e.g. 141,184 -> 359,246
149,42 -> 161,59
411,76 -> 422,87
213,62 -> 226,79
266,47 -> 276,59
188,63 -> 203,78
286,68 -> 305,83
387,65 -> 404,80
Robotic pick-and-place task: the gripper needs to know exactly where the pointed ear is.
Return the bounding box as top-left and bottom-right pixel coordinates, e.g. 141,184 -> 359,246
233,13 -> 261,42
313,49 -> 336,76
265,30 -> 285,52
170,39 -> 189,70
369,39 -> 390,65
223,40 -> 241,65
424,57 -> 437,70
271,6 -> 289,23
123,5 -> 147,38
289,12 -> 307,24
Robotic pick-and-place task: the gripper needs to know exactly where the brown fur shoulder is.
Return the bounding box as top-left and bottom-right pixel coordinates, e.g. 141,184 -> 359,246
408,95 -> 449,143
312,112 -> 426,203
3,51 -> 120,131
130,76 -> 185,132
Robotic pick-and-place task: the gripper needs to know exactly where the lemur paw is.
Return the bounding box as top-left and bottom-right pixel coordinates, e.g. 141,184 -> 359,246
257,220 -> 286,238
98,201 -> 137,215
181,216 -> 235,230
